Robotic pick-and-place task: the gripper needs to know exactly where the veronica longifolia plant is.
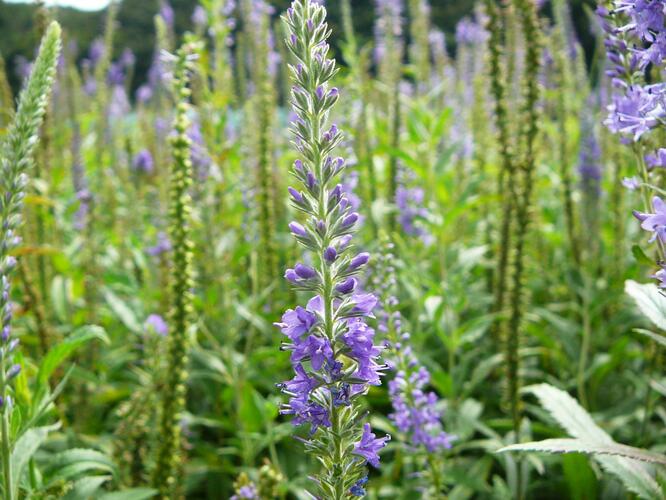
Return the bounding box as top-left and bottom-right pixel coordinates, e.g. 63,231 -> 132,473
0,21 -> 61,500
277,1 -> 389,497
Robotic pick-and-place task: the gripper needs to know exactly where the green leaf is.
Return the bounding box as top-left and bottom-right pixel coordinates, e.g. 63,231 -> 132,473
499,439 -> 666,465
239,386 -> 266,433
50,275 -> 70,323
62,475 -> 111,500
97,488 -> 158,500
44,448 -> 117,483
38,325 -> 109,386
524,384 -> 611,443
625,280 -> 666,330
634,328 -> 666,349
508,384 -> 663,500
103,288 -> 142,333
11,423 -> 61,498
562,453 -> 598,500
632,245 -> 655,265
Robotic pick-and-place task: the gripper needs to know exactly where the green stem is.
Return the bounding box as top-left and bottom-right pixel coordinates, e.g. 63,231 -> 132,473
577,276 -> 591,408
0,359 -> 12,500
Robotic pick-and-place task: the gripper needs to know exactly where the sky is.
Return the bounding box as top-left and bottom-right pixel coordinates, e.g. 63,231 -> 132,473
5,0 -> 110,11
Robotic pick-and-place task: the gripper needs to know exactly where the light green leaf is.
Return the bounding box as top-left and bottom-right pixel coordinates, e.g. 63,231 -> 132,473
97,488 -> 158,500
62,475 -> 111,500
524,384 -> 611,443
45,448 -> 117,483
507,384 -> 663,500
38,325 -> 109,386
11,423 -> 61,497
625,280 -> 666,330
499,438 -> 666,465
103,288 -> 142,333
634,329 -> 666,349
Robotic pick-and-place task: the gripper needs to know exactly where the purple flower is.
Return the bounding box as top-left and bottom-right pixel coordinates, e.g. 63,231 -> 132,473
645,148 -> 666,169
634,196 -> 666,243
188,122 -> 213,180
352,293 -> 378,316
275,299 -> 318,342
280,363 -> 320,397
147,232 -> 172,256
145,314 -> 169,336
353,423 -> 390,468
350,476 -> 368,496
120,48 -> 136,68
136,85 -> 153,104
287,399 -> 331,432
291,335 -> 334,370
192,5 -> 207,27
604,84 -> 666,141
622,176 -> 641,190
396,176 -> 432,243
455,17 -> 488,45
230,483 -> 259,500
653,265 -> 666,289
160,1 -> 175,27
88,38 -> 105,66
132,149 -> 154,174
373,0 -> 404,66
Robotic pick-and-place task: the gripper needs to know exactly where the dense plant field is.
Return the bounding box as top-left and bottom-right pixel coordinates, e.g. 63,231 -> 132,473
0,0 -> 665,498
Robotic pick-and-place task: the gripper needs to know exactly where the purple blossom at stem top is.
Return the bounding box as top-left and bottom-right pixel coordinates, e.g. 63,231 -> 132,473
373,0 -> 404,71
598,2 -> 666,143
276,1 -> 389,498
599,0 -> 666,288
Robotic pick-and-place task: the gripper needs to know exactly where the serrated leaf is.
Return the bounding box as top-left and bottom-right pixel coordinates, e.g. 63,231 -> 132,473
38,325 -> 109,386
599,455 -> 662,500
625,280 -> 666,330
524,384 -> 611,443
509,384 -> 663,500
499,439 -> 666,465
634,328 -> 666,349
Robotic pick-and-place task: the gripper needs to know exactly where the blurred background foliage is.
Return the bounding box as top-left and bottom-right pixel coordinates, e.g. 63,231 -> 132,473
0,0 -> 598,96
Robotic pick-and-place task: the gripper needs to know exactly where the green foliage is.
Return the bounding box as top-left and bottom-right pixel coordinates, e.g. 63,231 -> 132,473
500,384 -> 665,499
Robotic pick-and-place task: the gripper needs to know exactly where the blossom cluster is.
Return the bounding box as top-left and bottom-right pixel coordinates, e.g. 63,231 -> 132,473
599,1 -> 666,288
276,1 -> 389,495
373,244 -> 452,453
598,1 -> 666,143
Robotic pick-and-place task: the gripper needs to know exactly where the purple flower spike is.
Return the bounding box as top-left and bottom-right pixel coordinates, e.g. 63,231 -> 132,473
279,0 -> 386,487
